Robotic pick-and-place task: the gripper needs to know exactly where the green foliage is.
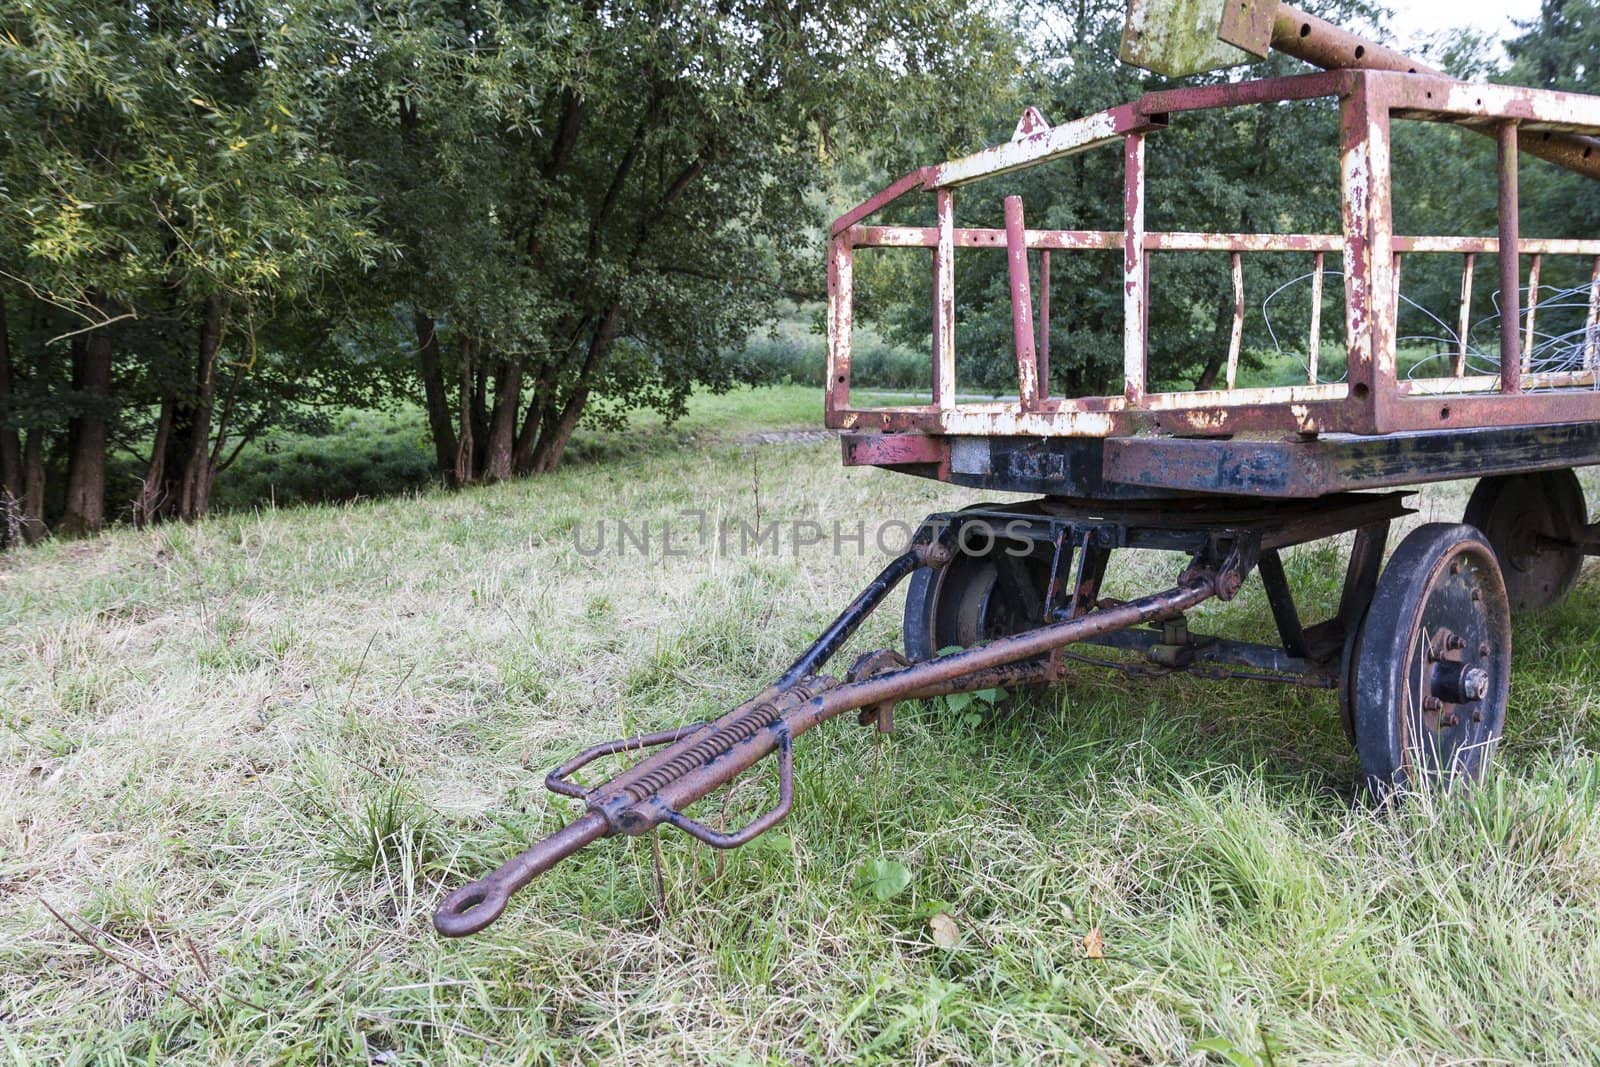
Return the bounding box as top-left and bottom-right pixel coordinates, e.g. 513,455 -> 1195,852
733,307 -> 930,390
207,407 -> 439,511
854,857 -> 913,902
3,0 -> 1600,535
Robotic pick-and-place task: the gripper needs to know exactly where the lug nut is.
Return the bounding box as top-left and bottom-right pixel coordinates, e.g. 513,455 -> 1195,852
1422,695 -> 1443,712
1445,634 -> 1467,652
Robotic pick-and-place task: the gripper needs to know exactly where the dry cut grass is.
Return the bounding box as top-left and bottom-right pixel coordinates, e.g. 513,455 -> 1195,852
5,385 -> 1600,1064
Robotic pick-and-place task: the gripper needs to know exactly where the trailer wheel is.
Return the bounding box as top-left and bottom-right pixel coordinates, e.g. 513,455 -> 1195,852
1463,469 -> 1586,612
903,519 -> 1051,661
1350,523 -> 1511,804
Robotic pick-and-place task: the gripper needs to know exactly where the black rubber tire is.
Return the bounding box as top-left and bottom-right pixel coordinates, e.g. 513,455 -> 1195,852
1351,523 -> 1511,803
903,513 -> 1052,662
1463,469 -> 1586,613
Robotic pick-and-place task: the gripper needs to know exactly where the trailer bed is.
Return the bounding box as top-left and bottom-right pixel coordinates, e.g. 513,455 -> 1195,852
844,422 -> 1600,500
825,69 -> 1600,493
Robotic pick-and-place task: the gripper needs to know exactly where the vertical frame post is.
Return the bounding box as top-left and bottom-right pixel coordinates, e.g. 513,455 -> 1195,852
1123,133 -> 1147,407
1004,195 -> 1039,408
826,234 -> 854,413
932,189 -> 956,409
1338,75 -> 1388,431
1308,251 -> 1324,384
1524,252 -> 1541,368
1585,256 -> 1600,372
1497,121 -> 1522,394
1038,250 -> 1051,399
1226,251 -> 1244,390
1456,252 -> 1475,377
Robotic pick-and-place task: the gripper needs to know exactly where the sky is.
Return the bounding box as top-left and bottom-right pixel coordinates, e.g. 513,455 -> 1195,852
1387,0 -> 1542,52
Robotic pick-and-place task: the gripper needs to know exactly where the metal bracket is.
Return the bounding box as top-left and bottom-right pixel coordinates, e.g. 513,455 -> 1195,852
662,727 -> 794,849
544,723 -> 709,799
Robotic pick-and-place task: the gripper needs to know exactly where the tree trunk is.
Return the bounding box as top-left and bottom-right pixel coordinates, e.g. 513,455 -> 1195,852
483,356 -> 523,481
511,366 -> 550,475
0,292 -> 22,547
60,322 -> 114,535
145,296 -> 224,522
180,295 -> 224,520
1194,291 -> 1237,390
413,311 -> 458,473
453,339 -> 477,486
470,359 -> 489,474
137,394 -> 174,526
528,309 -> 621,474
20,426 -> 46,544
529,392 -> 585,474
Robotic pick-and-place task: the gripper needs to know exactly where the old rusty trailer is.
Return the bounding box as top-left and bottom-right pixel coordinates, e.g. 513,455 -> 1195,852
433,7 -> 1600,936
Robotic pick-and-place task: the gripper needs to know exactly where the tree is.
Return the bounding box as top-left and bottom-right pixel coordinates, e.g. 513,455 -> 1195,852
331,0 -> 1015,483
1506,1 -> 1600,237
0,0 -> 385,534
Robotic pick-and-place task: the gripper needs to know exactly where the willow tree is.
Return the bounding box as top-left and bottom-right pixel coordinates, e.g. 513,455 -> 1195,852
1,0 -> 383,533
332,0 -> 1014,483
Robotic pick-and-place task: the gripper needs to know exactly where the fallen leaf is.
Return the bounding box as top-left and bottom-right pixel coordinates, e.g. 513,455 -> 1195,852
1082,926 -> 1105,959
929,912 -> 961,949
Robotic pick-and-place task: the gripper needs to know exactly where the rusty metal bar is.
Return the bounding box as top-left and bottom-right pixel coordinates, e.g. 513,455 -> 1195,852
1498,122 -> 1522,394
777,548 -> 929,690
1227,251 -> 1244,390
1272,6 -> 1431,76
1395,236 -> 1600,255
1124,133 -> 1147,407
1308,251 -> 1324,383
1039,250 -> 1051,399
933,189 -> 956,409
1524,253 -> 1541,369
1271,10 -> 1600,181
545,725 -> 710,799
1457,253 -> 1475,377
1365,87 -> 1397,426
1138,70 -> 1353,115
930,103 -> 1163,188
1392,251 -> 1402,309
850,225 -> 1600,257
829,167 -> 931,236
826,236 -> 853,411
1339,76 -> 1378,414
1005,196 -> 1040,408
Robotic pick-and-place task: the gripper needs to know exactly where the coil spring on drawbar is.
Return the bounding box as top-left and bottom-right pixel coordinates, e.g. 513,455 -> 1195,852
617,681 -> 829,804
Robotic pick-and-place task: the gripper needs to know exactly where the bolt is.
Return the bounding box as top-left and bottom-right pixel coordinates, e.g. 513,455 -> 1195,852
1422,695 -> 1444,712
1439,712 -> 1461,728
1479,642 -> 1491,658
1445,634 -> 1467,652
1471,588 -> 1482,602
1460,666 -> 1490,702
1472,710 -> 1484,723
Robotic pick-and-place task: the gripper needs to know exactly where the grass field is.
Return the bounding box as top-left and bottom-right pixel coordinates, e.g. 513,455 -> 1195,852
7,384 -> 1600,1064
